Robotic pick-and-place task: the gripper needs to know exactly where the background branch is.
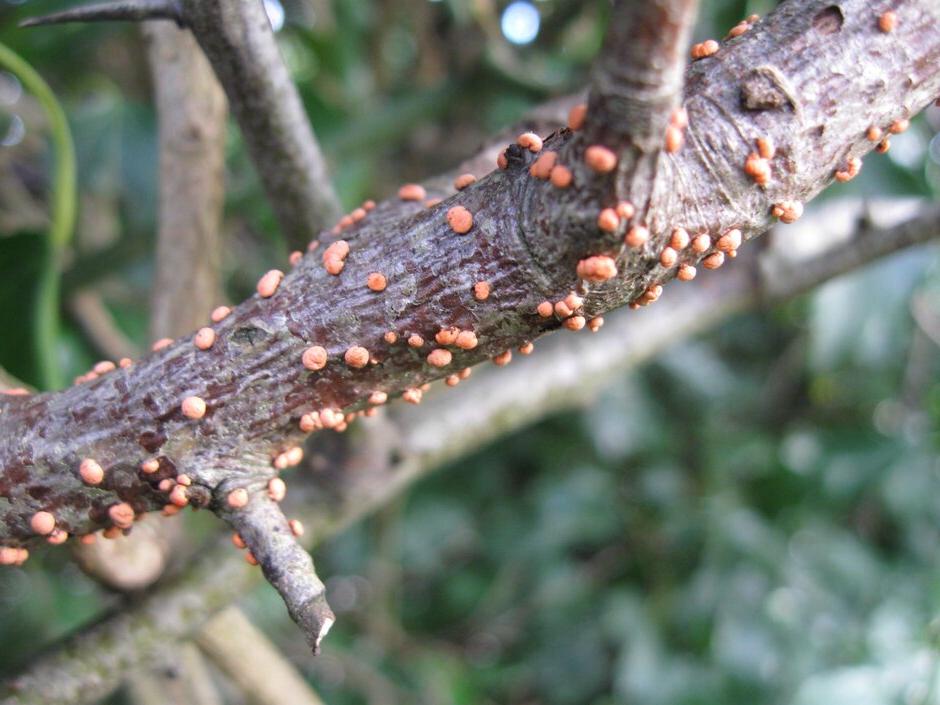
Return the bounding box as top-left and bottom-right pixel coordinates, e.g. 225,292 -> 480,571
196,606 -> 326,705
143,20 -> 227,344
181,0 -> 342,245
19,1 -> 183,28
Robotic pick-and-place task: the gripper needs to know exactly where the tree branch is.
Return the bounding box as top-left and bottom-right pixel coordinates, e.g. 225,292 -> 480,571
221,492 -> 333,654
20,0 -> 343,247
180,0 -> 343,245
67,290 -> 139,362
586,0 -> 698,148
196,606 -> 326,705
19,1 -> 184,28
144,20 -> 227,341
3,200 -> 937,705
1,0 -> 939,665
125,644 -> 222,705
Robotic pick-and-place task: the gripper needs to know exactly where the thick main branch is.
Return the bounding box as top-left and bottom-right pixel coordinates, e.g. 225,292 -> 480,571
1,0 -> 939,660
4,200 -> 938,705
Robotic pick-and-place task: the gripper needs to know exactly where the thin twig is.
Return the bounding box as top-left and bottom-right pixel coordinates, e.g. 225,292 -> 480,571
221,493 -> 334,654
181,0 -> 343,246
125,644 -> 223,705
68,290 -> 139,362
19,1 -> 184,28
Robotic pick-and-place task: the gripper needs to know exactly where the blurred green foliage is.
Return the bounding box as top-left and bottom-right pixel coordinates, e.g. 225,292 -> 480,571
1,1 -> 940,704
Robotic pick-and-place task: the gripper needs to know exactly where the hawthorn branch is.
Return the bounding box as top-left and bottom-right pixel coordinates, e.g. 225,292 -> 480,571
1,0 -> 939,664
587,0 -> 698,147
21,0 -> 343,247
220,493 -> 333,654
19,1 -> 183,28
3,200 -> 938,705
181,0 -> 343,245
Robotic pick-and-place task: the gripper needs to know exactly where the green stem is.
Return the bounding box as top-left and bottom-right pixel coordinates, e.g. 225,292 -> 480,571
0,43 -> 76,390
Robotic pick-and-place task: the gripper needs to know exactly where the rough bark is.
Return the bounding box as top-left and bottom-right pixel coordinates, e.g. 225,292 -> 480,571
2,0 -> 939,660
2,200 -> 937,705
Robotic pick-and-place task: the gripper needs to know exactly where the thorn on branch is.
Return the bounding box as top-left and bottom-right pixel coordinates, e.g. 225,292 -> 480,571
222,492 -> 334,654
19,0 -> 184,29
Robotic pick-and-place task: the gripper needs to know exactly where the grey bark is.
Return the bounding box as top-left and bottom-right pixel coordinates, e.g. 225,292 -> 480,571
2,200 -> 937,705
181,0 -> 343,245
2,0 -> 939,673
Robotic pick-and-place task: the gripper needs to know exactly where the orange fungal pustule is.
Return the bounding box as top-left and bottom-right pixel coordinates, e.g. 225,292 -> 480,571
79,458 -> 104,485
878,10 -> 896,33
427,349 -> 453,367
568,103 -> 587,131
835,156 -> 862,182
227,488 -> 249,509
744,152 -> 771,185
691,233 -> 712,253
194,327 -> 216,350
665,124 -> 684,153
322,240 -> 350,275
597,209 -> 620,232
493,350 -> 512,366
517,132 -> 543,153
691,39 -> 719,59
181,396 -> 207,419
344,346 -> 370,369
584,145 -> 618,173
577,255 -> 618,282
108,502 -> 135,529
256,270 -> 284,298
367,272 -> 387,292
454,173 -> 476,190
30,511 -> 55,535
455,330 -> 478,350
447,206 -> 474,234
625,225 -> 649,248
268,477 -> 287,502
772,201 -> 804,223
564,316 -> 586,331
398,183 -> 426,201
670,227 -> 690,250
529,151 -> 557,180
550,165 -> 572,188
